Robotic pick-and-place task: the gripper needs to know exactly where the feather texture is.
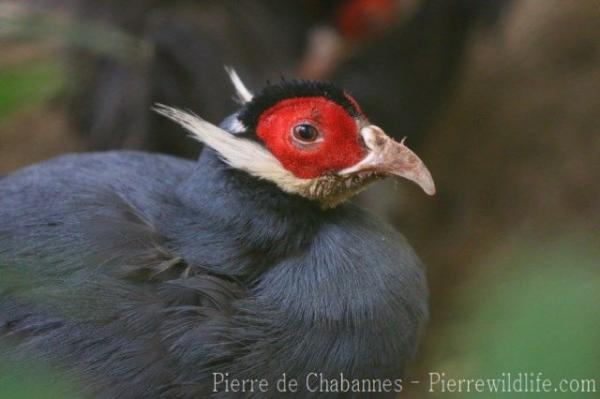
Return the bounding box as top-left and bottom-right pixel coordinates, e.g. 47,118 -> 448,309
1,146 -> 427,397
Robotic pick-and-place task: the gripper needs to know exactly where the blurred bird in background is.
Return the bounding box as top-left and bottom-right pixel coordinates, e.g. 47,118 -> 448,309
36,0 -> 507,156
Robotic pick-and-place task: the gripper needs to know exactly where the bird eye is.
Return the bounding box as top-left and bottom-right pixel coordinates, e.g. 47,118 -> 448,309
292,123 -> 320,143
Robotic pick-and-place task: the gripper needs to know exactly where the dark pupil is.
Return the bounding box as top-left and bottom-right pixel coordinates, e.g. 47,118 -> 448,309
294,124 -> 318,141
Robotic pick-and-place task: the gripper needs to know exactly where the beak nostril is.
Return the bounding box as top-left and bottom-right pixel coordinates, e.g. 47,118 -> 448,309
360,125 -> 388,150
373,134 -> 386,148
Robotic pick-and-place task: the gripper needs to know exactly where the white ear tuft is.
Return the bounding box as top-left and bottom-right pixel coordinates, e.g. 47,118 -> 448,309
153,104 -> 310,194
224,66 -> 253,104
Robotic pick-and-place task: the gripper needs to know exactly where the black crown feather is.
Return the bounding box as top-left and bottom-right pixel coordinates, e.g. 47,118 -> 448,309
237,80 -> 362,131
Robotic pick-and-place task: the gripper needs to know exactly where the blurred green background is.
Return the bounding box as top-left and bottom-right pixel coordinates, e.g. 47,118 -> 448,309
0,0 -> 598,397
0,361 -> 81,399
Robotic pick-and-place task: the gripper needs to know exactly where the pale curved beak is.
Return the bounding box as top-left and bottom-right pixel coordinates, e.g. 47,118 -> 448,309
339,125 -> 436,195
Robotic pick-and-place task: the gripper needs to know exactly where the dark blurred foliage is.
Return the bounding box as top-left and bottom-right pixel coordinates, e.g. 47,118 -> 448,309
65,0 -> 312,157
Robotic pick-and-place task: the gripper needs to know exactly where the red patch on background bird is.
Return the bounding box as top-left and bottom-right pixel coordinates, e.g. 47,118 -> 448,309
256,97 -> 365,179
335,0 -> 396,40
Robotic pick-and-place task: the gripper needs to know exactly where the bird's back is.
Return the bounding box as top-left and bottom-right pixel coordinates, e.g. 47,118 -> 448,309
0,151 -> 193,226
0,151 -> 201,397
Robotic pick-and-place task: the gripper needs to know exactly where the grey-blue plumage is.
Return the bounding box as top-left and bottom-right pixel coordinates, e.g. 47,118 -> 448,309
1,117 -> 428,397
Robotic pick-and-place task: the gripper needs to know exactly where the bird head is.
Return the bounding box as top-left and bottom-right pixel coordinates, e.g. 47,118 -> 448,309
155,68 -> 435,208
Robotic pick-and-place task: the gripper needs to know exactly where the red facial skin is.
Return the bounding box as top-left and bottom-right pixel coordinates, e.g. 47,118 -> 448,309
256,97 -> 365,179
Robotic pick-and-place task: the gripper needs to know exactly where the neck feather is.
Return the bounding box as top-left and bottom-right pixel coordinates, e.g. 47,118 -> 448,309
173,149 -> 325,276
